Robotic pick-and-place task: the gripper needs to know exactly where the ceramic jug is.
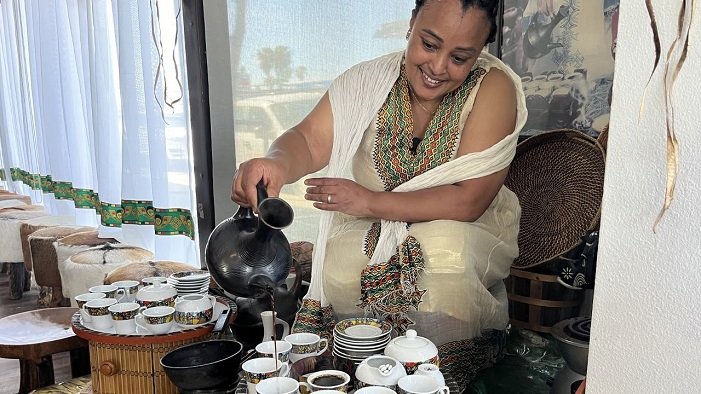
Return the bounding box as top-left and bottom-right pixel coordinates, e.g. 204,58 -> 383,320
205,182 -> 294,299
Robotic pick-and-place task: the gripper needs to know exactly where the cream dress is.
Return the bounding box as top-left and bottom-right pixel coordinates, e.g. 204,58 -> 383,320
322,58 -> 521,347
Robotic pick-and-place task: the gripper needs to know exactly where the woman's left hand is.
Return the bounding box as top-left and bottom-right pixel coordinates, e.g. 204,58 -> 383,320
304,177 -> 374,217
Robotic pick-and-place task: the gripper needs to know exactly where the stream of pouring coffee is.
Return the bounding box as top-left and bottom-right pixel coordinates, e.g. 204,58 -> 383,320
268,286 -> 278,371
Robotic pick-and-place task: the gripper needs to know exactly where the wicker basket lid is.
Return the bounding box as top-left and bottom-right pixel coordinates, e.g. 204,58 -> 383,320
505,129 -> 605,269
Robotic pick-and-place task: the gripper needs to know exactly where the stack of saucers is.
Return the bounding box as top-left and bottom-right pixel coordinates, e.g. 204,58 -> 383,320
168,270 -> 211,296
332,317 -> 392,363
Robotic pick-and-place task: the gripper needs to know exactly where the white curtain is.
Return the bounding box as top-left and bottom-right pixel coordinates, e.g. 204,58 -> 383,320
0,0 -> 198,265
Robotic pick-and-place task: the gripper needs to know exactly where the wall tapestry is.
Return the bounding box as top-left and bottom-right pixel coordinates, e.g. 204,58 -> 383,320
501,0 -> 620,137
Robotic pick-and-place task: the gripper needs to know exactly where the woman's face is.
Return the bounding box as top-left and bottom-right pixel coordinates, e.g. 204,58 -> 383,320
406,0 -> 491,104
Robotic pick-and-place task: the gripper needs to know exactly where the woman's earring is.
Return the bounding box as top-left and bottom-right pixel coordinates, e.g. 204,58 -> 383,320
406,29 -> 411,40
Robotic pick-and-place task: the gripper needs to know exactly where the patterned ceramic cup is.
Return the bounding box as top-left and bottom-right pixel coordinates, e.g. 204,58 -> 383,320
284,333 -> 328,363
397,376 -> 449,394
89,284 -> 125,303
83,298 -> 118,330
256,340 -> 293,364
174,294 -> 216,327
255,376 -> 299,394
108,302 -> 141,334
75,292 -> 106,322
355,388 -> 397,394
299,370 -> 350,393
112,280 -> 140,303
242,357 -> 290,394
135,306 -> 175,335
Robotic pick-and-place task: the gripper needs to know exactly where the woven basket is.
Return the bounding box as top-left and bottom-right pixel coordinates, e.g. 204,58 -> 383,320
505,129 -> 605,269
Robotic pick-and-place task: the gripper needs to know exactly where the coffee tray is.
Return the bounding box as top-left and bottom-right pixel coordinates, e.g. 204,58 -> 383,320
72,296 -> 236,345
234,354 -> 459,394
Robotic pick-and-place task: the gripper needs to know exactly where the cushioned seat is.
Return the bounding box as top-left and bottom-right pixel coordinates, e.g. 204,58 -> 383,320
28,226 -> 95,307
54,230 -> 119,275
59,244 -> 153,306
0,211 -> 74,299
104,260 -> 199,284
0,193 -> 31,204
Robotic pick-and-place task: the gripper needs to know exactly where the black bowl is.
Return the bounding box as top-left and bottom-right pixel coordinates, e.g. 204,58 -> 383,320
160,339 -> 243,391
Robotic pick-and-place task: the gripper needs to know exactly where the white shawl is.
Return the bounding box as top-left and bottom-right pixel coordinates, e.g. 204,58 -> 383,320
304,50 -> 527,307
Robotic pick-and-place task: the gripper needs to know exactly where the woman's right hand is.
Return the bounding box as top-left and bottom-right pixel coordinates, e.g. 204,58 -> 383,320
231,157 -> 287,209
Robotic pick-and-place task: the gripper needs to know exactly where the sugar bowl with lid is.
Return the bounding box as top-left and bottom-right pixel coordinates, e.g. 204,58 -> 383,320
135,279 -> 177,308
383,329 -> 439,374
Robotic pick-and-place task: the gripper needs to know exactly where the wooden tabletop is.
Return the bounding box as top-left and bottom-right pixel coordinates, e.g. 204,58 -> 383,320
0,307 -> 87,361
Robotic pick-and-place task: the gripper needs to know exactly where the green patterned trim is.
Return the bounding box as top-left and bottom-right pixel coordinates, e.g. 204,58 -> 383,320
53,181 -> 74,200
10,167 -> 21,181
122,200 -> 155,225
74,188 -> 99,209
155,208 -> 195,238
6,166 -> 195,239
40,175 -> 54,193
100,202 -> 122,227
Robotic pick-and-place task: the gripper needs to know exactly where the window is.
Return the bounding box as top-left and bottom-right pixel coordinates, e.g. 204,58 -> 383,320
225,0 -> 413,242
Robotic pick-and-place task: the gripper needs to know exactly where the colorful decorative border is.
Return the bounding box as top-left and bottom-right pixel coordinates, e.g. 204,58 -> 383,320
8,166 -> 194,238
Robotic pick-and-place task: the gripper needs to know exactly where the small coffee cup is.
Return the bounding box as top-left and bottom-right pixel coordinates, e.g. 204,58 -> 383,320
300,370 -> 350,393
255,376 -> 299,394
75,292 -> 106,321
284,333 -> 328,363
356,388 -> 398,394
174,294 -> 216,327
82,298 -> 118,330
242,357 -> 290,394
135,306 -> 175,335
397,375 -> 449,394
89,284 -> 125,302
256,340 -> 293,364
112,280 -> 140,303
108,302 -> 141,334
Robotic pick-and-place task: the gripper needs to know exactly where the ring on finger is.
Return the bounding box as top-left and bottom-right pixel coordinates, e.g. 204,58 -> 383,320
327,194 -> 332,204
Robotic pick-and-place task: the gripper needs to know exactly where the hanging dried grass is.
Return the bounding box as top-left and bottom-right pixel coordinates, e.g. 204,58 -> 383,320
642,0 -> 694,231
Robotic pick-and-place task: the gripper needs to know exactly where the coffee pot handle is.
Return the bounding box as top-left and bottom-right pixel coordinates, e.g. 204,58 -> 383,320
256,181 -> 268,207
232,181 -> 269,220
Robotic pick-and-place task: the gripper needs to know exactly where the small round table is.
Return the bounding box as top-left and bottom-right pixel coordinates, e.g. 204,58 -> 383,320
0,307 -> 89,394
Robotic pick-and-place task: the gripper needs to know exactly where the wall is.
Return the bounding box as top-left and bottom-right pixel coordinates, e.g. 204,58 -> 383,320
203,0 -> 238,224
588,0 -> 701,392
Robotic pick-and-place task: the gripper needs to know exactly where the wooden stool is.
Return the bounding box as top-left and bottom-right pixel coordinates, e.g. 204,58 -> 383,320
0,210 -> 49,299
29,226 -> 95,307
0,193 -> 31,204
0,307 -> 90,394
59,244 -> 153,307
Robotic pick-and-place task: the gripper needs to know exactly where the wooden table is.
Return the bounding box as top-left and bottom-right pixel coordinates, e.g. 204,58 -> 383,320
72,297 -> 236,394
0,307 -> 89,394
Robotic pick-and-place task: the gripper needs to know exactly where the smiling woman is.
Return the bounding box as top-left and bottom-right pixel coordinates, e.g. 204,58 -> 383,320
227,0 -> 527,390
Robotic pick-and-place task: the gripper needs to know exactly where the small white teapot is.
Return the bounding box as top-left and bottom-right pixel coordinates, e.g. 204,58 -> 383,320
355,355 -> 407,390
135,280 -> 177,308
383,329 -> 439,374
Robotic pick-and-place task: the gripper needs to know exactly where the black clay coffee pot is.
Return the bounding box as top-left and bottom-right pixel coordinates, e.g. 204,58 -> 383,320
205,182 -> 294,299
523,5 -> 569,59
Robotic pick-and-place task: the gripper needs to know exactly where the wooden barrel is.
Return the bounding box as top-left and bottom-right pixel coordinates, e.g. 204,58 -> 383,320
505,267 -> 583,333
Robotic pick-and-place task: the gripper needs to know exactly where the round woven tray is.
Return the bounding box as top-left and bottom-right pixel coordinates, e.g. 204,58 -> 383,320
505,129 -> 605,269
